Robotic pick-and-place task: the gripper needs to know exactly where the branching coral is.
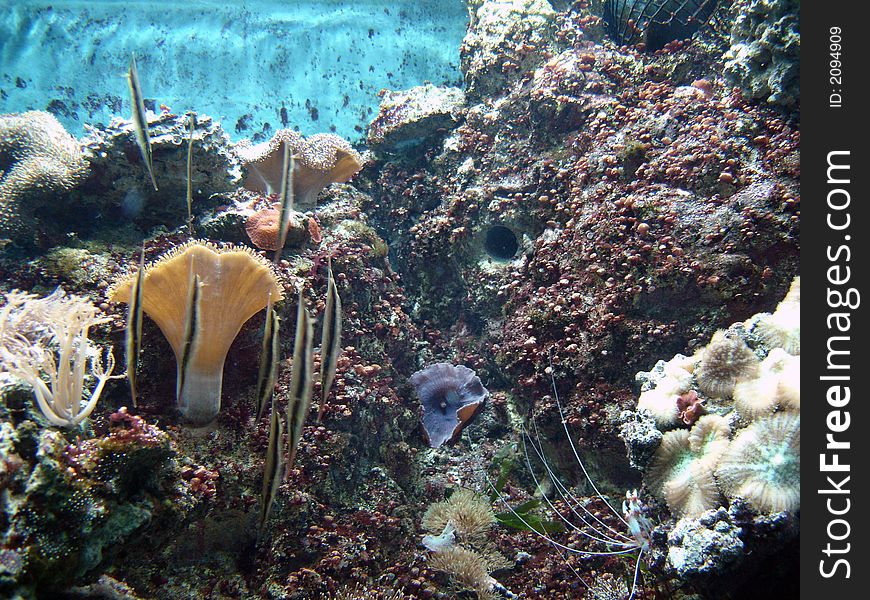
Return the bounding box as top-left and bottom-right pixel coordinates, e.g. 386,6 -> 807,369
0,111 -> 89,243
235,129 -> 363,209
0,288 -> 121,428
715,413 -> 800,513
109,241 -> 283,425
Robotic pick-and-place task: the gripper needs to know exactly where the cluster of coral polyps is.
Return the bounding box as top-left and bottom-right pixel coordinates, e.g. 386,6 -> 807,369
623,277 -> 800,582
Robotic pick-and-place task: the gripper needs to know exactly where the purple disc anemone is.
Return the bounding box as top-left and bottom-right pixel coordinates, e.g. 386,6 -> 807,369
409,363 -> 488,448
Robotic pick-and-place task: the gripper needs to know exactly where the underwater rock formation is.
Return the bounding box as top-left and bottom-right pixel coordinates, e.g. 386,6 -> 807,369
461,0 -> 557,99
0,111 -> 89,246
368,84 -> 466,153
77,111 -> 237,233
0,405 -> 182,597
0,0 -> 801,597
666,507 -> 744,579
723,0 -> 800,106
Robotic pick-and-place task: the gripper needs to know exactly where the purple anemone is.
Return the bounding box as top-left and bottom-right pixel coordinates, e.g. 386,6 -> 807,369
409,363 -> 488,448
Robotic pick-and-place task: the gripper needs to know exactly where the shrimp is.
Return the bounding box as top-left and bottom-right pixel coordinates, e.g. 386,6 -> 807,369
490,360 -> 653,599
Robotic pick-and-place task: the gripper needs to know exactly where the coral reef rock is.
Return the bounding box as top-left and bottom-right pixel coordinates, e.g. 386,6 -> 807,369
667,508 -> 744,579
618,409 -> 663,470
723,0 -> 800,106
368,84 -> 466,152
0,406 -> 182,597
461,0 -> 557,99
77,112 -> 237,231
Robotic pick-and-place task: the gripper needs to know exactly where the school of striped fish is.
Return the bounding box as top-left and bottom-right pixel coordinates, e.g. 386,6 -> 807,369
123,53 -> 343,535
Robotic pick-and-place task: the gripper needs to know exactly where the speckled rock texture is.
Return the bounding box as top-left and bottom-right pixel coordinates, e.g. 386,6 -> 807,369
368,84 -> 466,152
461,0 -> 558,99
0,2 -> 801,598
0,396 -> 188,599
723,0 -> 800,106
77,112 -> 238,230
618,409 -> 662,469
666,508 -> 744,579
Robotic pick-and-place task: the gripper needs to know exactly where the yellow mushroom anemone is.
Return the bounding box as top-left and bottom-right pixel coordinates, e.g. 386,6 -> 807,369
109,241 -> 284,424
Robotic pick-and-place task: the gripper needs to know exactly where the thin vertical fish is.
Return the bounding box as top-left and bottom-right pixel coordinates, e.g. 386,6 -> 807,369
255,292 -> 281,421
285,289 -> 314,469
125,246 -> 146,407
177,265 -> 201,402
260,406 -> 285,528
126,53 -> 158,191
317,260 -> 342,422
186,112 -> 196,235
273,146 -> 295,264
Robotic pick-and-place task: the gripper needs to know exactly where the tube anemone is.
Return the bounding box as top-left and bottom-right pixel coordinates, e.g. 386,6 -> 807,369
109,241 -> 284,424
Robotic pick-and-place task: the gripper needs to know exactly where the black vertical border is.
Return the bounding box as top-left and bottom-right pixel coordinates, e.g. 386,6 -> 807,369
802,2 -> 866,597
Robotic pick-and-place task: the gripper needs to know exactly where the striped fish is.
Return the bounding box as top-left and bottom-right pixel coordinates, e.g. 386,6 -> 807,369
186,112 -> 196,235
126,53 -> 158,191
177,267 -> 201,402
125,246 -> 146,407
255,292 -> 281,421
317,261 -> 342,422
259,406 -> 285,528
285,289 -> 314,469
273,145 -> 295,263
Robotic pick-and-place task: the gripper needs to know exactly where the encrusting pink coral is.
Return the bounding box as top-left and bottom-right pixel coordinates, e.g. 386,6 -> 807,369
245,206 -> 310,251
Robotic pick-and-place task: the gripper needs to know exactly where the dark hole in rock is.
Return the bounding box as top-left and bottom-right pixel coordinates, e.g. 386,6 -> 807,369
484,225 -> 519,261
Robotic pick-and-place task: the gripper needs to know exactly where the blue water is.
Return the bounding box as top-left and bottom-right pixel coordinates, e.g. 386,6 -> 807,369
0,0 -> 467,142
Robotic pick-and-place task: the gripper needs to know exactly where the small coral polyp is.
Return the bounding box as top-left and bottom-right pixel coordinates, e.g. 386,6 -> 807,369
109,241 -> 283,425
715,413 -> 800,513
695,331 -> 760,398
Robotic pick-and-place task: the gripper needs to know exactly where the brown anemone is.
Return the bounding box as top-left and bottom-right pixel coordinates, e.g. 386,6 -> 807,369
109,241 -> 283,424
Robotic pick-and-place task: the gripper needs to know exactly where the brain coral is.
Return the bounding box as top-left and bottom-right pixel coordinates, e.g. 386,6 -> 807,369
0,111 -> 89,244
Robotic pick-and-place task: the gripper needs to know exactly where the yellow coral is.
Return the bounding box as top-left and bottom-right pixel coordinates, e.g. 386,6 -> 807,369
109,241 -> 283,424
